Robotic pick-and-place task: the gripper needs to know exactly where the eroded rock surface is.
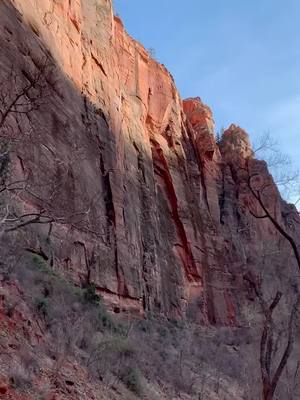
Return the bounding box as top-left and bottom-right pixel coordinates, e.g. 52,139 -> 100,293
1,1 -> 300,399
0,0 -> 298,327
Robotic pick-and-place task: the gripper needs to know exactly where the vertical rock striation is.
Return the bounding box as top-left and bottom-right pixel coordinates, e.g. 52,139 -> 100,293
0,0 -> 298,326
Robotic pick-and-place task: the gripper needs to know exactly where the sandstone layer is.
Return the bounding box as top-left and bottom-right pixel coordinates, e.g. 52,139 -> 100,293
0,1 -> 300,399
0,0 -> 298,327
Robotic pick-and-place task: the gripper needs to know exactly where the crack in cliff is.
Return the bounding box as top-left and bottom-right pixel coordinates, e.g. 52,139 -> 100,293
179,121 -> 204,238
95,284 -> 139,302
99,153 -> 116,229
98,148 -> 128,298
73,240 -> 91,284
219,164 -> 226,225
150,138 -> 200,282
228,163 -> 245,230
133,141 -> 158,312
185,121 -> 213,218
82,95 -> 128,299
91,52 -> 108,77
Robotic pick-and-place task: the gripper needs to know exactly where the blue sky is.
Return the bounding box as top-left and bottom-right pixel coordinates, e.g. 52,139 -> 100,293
114,0 -> 300,170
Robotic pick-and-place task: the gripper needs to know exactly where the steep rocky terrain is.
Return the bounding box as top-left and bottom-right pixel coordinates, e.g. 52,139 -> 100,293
0,1 -> 299,399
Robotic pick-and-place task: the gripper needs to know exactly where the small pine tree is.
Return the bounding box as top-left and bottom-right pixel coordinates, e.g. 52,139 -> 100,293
148,47 -> 156,59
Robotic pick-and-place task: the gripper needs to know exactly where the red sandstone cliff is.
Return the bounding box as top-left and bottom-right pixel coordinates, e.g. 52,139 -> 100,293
0,2 -> 300,398
0,0 -> 297,325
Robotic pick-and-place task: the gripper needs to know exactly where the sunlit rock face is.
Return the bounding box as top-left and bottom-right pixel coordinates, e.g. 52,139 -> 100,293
1,0 -> 299,330
183,97 -> 216,160
183,97 -> 215,135
220,124 -> 253,160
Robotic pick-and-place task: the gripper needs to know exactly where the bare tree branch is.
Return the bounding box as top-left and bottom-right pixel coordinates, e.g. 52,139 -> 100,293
244,273 -> 300,400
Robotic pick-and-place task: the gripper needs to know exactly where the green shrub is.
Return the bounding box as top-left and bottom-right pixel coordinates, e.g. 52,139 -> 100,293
88,335 -> 140,391
93,305 -> 127,335
35,297 -> 48,318
120,367 -> 142,395
98,336 -> 136,358
97,308 -> 114,329
137,319 -> 151,333
158,326 -> 168,338
31,254 -> 54,276
83,283 -> 101,305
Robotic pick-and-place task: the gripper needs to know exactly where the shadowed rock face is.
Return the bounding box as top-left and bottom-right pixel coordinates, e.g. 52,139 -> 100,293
0,0 -> 299,328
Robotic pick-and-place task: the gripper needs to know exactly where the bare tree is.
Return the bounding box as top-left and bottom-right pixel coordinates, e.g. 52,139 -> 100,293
244,273 -> 300,400
0,57 -> 105,242
0,56 -> 55,229
87,335 -> 139,391
0,58 -> 52,129
253,132 -> 299,200
223,133 -> 300,399
239,157 -> 300,273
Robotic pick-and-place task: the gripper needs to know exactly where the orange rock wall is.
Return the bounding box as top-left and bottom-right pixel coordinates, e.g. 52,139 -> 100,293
1,0 -> 297,324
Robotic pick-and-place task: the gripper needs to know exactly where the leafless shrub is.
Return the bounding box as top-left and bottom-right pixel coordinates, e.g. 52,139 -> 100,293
0,56 -> 57,234
253,132 -> 300,200
87,335 -> 141,393
9,365 -> 32,392
0,56 -> 54,132
244,273 -> 300,400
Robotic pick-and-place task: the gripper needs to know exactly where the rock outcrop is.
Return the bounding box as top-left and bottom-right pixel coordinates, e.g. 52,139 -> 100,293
0,0 -> 298,328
